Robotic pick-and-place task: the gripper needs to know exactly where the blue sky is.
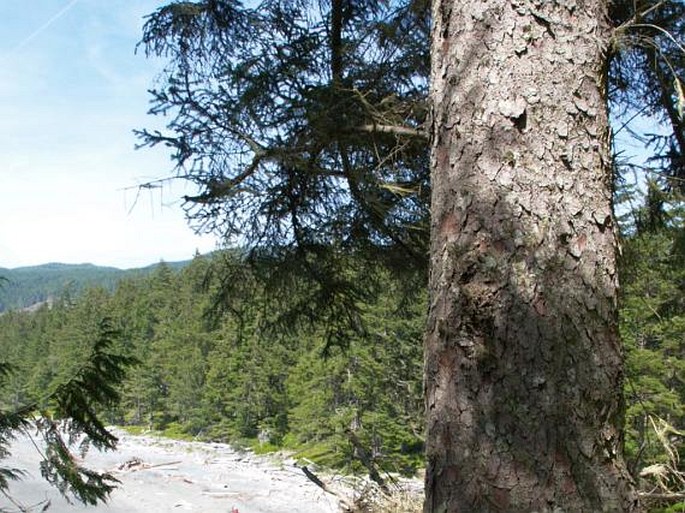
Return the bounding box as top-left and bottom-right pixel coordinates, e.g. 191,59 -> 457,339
0,1 -> 662,270
0,0 -> 217,269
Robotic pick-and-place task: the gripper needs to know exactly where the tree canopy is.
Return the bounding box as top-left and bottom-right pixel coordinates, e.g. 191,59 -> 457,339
0,317 -> 135,509
135,1 -> 432,338
610,0 -> 685,189
136,0 -> 684,335
137,1 -> 430,267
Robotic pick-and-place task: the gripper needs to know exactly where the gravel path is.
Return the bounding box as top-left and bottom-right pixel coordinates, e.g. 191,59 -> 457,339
1,429 -> 339,513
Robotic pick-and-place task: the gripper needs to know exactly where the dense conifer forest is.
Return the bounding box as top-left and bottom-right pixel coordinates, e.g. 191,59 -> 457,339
0,253 -> 427,477
0,187 -> 683,510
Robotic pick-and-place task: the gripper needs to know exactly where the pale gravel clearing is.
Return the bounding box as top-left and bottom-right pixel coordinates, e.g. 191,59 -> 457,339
2,429 -> 340,513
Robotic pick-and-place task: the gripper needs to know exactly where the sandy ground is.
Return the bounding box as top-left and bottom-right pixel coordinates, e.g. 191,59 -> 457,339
1,429 -> 340,513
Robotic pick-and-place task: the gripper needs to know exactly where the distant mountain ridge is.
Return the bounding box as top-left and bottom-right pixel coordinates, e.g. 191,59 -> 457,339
0,260 -> 190,312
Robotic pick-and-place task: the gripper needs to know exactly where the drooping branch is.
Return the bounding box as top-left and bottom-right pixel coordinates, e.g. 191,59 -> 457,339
137,0 -> 432,341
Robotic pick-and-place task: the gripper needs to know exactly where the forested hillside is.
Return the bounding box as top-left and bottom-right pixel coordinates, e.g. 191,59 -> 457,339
0,255 -> 426,476
0,207 -> 683,501
0,260 -> 189,313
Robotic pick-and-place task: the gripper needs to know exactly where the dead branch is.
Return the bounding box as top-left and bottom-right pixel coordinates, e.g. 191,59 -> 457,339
300,466 -> 358,512
356,124 -> 427,139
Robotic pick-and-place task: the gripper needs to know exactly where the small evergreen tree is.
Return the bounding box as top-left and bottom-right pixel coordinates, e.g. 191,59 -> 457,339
0,319 -> 135,508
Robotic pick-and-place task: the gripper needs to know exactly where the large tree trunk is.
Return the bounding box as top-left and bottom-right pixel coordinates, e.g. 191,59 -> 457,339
424,1 -> 638,511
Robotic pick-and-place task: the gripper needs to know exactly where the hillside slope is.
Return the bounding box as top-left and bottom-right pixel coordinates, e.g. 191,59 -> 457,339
0,261 -> 187,312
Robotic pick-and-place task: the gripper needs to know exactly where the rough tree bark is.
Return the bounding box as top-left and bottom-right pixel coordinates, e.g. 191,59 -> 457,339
424,0 -> 639,511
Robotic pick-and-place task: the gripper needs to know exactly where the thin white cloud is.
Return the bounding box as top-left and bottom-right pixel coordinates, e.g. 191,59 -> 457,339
10,0 -> 80,54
